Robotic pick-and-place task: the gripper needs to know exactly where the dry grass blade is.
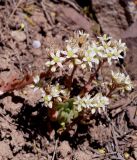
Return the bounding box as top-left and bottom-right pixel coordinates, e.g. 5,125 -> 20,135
61,0 -> 80,11
7,0 -> 24,22
52,138 -> 59,160
41,0 -> 54,26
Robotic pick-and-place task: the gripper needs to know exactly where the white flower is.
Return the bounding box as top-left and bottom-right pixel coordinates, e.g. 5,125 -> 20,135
98,34 -> 112,42
71,30 -> 90,46
43,84 -> 69,106
50,84 -> 70,102
112,47 -> 124,59
45,50 -> 66,72
43,95 -> 53,108
102,41 -> 112,50
91,93 -> 109,112
30,75 -> 40,92
74,30 -> 89,40
82,94 -> 93,108
74,94 -> 93,111
111,71 -> 133,91
91,41 -> 104,55
97,36 -> 127,65
50,51 -> 65,66
50,83 -> 62,98
82,48 -> 99,68
73,96 -> 86,111
78,30 -> 89,39
115,39 -> 127,54
112,71 -> 126,84
105,47 -> 124,65
124,76 -> 133,91
41,84 -> 69,108
62,45 -> 78,58
62,45 -> 79,69
74,93 -> 109,113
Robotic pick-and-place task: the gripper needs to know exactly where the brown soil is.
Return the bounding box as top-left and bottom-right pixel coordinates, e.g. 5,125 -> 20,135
0,0 -> 137,160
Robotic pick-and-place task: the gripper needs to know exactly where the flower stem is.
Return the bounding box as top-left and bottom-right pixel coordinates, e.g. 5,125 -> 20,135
106,83 -> 117,98
66,64 -> 77,90
80,61 -> 104,97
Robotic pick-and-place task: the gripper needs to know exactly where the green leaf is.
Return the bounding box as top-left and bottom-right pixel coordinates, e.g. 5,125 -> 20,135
55,99 -> 79,126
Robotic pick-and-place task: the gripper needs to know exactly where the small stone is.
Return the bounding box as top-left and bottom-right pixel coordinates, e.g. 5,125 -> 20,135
11,31 -> 26,42
32,40 -> 41,48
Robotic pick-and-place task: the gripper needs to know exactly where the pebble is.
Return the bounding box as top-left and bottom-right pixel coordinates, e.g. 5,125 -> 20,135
32,40 -> 41,48
11,31 -> 26,42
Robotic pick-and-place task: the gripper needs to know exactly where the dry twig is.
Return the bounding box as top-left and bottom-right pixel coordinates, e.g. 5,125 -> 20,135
52,138 -> 59,160
8,0 -> 24,22
61,0 -> 80,11
41,0 -> 54,26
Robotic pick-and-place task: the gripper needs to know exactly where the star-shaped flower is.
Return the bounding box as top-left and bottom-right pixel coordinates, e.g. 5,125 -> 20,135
45,50 -> 66,72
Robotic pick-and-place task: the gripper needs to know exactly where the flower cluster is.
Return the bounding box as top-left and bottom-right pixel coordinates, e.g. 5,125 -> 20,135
45,51 -> 65,72
45,32 -> 127,72
73,93 -> 109,114
111,71 -> 133,91
30,31 -> 133,128
41,83 -> 70,108
33,32 -> 131,110
97,35 -> 127,65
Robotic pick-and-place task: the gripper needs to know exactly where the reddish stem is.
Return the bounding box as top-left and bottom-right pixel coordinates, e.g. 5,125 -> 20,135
66,65 -> 77,90
80,61 -> 104,97
106,83 -> 117,98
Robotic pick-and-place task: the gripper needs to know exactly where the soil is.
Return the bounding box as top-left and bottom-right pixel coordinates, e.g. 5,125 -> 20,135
0,0 -> 137,160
